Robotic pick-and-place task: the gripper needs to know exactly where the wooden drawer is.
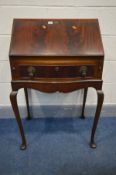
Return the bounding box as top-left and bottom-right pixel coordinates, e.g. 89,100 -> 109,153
19,65 -> 96,79
10,62 -> 102,81
19,65 -> 95,79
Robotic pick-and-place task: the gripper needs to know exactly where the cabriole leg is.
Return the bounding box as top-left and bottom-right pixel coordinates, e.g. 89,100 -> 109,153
10,91 -> 27,150
24,88 -> 31,120
80,88 -> 88,119
90,90 -> 104,148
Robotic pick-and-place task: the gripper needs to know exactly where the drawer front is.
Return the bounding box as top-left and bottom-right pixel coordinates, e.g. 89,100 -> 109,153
12,64 -> 97,80
10,57 -> 103,80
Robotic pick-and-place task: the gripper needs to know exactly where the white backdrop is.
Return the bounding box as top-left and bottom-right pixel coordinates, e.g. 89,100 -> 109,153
0,0 -> 116,106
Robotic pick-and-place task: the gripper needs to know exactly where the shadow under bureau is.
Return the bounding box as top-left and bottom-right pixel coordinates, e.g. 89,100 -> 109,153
9,19 -> 104,150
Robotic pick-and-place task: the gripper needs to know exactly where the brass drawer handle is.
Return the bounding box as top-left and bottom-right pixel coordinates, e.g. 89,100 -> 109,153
80,66 -> 88,77
55,66 -> 60,71
27,66 -> 36,77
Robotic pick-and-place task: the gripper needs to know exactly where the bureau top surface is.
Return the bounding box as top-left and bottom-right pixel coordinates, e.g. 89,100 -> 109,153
9,19 -> 104,57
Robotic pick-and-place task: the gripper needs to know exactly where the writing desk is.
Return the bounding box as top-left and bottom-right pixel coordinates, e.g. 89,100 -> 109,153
9,19 -> 104,150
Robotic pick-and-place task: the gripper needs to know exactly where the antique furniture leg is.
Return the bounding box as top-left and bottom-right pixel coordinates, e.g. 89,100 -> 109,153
90,90 -> 104,148
24,88 -> 31,120
80,88 -> 88,119
10,91 -> 27,150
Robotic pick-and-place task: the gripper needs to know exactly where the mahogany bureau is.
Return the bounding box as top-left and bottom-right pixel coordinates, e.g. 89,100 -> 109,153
9,19 -> 104,150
